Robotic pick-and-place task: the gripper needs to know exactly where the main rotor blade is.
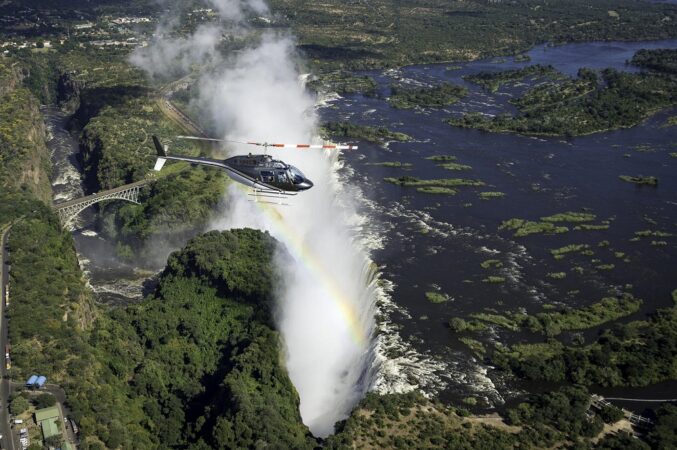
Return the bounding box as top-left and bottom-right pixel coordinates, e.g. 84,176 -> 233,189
177,135 -> 357,150
246,142 -> 358,150
177,135 -> 248,144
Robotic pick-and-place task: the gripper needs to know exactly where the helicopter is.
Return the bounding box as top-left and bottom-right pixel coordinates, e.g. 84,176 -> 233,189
152,135 -> 357,197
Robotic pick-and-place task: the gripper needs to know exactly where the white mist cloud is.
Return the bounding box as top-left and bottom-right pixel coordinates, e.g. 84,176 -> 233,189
129,24 -> 222,79
131,2 -> 376,437
197,35 -> 314,142
206,0 -> 268,21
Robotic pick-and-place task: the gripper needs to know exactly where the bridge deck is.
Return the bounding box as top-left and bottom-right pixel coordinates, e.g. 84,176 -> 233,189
52,179 -> 150,210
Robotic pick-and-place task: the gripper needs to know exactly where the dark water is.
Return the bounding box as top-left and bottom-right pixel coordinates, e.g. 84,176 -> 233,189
320,40 -> 677,409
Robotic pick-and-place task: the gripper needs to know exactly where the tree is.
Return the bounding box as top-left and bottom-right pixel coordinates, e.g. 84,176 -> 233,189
595,431 -> 650,449
10,396 -> 29,415
599,404 -> 624,424
34,393 -> 56,408
647,404 -> 677,449
45,435 -> 63,447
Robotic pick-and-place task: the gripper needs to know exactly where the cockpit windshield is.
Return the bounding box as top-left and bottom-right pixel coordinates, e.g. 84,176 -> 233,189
288,165 -> 306,184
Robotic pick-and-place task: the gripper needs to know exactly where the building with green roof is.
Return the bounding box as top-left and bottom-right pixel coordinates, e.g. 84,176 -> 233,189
35,405 -> 62,440
41,417 -> 60,438
34,405 -> 59,423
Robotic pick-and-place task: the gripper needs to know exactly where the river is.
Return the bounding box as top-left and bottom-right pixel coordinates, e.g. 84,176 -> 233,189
319,39 -> 677,410
46,39 -> 677,413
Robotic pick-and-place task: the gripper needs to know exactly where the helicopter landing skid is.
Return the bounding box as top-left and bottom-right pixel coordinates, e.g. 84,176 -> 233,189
248,188 -> 295,205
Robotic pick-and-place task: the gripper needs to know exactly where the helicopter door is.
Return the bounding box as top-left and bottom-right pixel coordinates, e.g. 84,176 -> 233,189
275,171 -> 288,183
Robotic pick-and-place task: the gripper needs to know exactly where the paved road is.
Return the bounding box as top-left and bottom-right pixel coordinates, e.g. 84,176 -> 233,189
1,227 -> 16,450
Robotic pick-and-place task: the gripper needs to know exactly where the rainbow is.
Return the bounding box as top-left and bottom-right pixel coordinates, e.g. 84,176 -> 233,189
243,190 -> 370,348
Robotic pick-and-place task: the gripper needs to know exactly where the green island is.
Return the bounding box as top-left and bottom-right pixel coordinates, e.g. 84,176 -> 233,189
385,176 -> 484,188
366,161 -> 412,168
480,259 -> 503,269
416,186 -> 458,195
425,291 -> 449,304
619,175 -> 659,186
488,291 -> 677,389
631,48 -> 677,75
463,64 -> 562,92
499,218 -> 569,237
469,294 -> 642,337
450,51 -> 677,136
426,155 -> 457,162
306,71 -> 377,95
547,272 -> 567,279
479,191 -> 505,199
385,176 -> 485,195
388,83 -> 468,109
439,162 -> 472,171
500,211 -> 612,237
321,121 -> 411,144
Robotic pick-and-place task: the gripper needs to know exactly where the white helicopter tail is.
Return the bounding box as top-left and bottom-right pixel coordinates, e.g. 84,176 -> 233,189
152,135 -> 168,171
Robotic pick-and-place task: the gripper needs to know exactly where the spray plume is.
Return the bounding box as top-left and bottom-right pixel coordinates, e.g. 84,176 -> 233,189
131,2 -> 378,436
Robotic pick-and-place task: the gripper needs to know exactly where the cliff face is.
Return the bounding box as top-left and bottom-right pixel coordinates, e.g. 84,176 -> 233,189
0,59 -> 52,205
0,60 -> 24,98
56,71 -> 84,114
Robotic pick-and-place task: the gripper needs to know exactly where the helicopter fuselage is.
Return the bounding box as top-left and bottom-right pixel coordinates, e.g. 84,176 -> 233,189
225,154 -> 314,192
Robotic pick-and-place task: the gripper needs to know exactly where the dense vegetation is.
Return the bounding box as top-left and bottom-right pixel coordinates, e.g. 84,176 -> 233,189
388,83 -> 467,109
64,229 -> 315,449
77,90 -> 193,191
451,52 -> 677,136
306,71 -> 377,96
488,292 -> 677,387
0,59 -> 52,203
107,167 -> 226,258
326,386 -> 676,449
631,48 -> 677,75
467,294 -> 642,337
10,226 -> 316,449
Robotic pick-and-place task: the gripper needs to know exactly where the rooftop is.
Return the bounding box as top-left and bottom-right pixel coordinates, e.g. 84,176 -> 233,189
41,417 -> 60,438
35,405 -> 60,423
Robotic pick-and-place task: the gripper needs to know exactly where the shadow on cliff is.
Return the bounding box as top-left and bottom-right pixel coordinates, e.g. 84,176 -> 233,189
67,84 -> 150,131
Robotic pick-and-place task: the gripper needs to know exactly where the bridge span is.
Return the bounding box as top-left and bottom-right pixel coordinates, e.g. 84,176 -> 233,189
53,178 -> 151,227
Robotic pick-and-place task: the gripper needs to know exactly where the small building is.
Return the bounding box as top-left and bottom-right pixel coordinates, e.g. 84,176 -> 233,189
36,375 -> 46,388
35,406 -> 62,442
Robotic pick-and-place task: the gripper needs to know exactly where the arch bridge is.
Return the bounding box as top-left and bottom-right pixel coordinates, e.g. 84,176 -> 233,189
53,179 -> 151,228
